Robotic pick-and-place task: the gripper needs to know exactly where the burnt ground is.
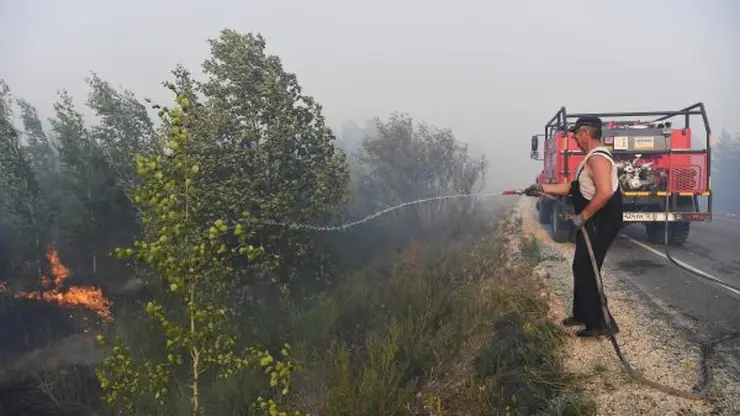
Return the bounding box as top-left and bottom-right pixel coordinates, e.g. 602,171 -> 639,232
0,294 -> 103,416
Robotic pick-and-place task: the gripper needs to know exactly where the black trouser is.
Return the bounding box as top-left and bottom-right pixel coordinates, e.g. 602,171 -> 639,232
571,215 -> 621,331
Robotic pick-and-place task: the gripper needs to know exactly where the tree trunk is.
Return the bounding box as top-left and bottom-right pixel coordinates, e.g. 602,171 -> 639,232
190,285 -> 200,416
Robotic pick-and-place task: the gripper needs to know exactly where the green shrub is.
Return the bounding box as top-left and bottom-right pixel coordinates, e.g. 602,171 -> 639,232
285,212 -> 595,416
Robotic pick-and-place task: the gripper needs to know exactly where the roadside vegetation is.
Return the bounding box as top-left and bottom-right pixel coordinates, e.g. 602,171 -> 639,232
1,28 -> 593,415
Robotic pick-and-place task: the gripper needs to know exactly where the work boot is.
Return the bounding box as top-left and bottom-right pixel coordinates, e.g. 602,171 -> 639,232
561,316 -> 584,327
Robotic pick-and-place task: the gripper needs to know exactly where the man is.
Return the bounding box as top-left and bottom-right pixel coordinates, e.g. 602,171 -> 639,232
524,115 -> 623,337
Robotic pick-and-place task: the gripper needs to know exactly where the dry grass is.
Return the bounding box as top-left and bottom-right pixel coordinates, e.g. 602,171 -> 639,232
287,209 -> 595,415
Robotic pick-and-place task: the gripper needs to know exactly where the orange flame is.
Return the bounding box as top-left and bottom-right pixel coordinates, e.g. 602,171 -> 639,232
12,247 -> 112,322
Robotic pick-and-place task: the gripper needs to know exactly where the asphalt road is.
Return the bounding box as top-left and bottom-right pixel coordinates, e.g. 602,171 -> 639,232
608,214 -> 740,340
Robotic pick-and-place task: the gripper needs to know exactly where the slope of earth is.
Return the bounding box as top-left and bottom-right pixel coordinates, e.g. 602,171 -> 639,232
517,198 -> 740,416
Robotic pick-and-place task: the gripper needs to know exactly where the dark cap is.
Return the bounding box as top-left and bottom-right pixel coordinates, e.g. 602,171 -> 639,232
568,115 -> 603,132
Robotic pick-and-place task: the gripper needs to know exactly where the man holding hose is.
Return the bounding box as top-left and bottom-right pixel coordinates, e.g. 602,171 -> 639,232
524,115 -> 623,338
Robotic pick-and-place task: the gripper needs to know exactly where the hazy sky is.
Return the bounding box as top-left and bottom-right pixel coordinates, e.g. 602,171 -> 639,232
1,0 -> 738,190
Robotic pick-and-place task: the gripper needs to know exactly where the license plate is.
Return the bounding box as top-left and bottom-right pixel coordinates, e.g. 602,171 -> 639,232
633,137 -> 655,150
623,212 -> 678,221
624,212 -> 657,221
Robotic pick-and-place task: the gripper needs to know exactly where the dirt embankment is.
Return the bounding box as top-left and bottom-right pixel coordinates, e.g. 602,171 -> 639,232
516,198 -> 740,415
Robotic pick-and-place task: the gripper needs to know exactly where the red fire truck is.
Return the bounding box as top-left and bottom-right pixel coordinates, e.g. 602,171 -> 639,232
530,102 -> 712,246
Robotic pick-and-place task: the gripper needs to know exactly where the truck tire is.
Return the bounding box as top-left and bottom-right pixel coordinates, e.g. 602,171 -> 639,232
645,197 -> 694,245
645,222 -> 690,246
538,198 -> 553,224
551,204 -> 571,243
645,223 -> 662,244
668,222 -> 690,246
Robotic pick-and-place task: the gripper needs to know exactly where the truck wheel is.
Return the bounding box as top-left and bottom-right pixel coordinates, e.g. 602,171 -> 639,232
668,222 -> 690,246
551,204 -> 571,243
645,222 -> 690,246
645,223 -> 663,244
538,199 -> 553,224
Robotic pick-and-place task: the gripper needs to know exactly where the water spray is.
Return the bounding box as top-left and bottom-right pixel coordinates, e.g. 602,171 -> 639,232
259,192 -> 507,231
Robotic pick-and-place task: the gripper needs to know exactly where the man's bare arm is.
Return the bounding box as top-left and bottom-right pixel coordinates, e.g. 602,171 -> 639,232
541,182 -> 571,196
579,156 -> 613,221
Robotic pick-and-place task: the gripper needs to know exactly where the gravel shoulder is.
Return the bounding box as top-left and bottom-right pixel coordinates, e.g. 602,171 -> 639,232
516,198 -> 740,416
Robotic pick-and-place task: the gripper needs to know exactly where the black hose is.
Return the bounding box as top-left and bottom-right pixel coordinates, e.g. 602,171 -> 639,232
530,192 -> 740,401
654,192 -> 740,397
659,193 -> 740,294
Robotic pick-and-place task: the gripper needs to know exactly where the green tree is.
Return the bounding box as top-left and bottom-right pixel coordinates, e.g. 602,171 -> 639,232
17,99 -> 55,171
0,80 -> 52,284
17,98 -> 62,243
50,89 -> 134,284
192,28 -> 351,298
97,79 -> 301,416
355,112 -> 488,232
86,71 -> 158,186
63,74 -> 154,283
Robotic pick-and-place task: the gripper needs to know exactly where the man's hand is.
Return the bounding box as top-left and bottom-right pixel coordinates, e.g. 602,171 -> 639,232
571,213 -> 586,228
523,184 -> 543,197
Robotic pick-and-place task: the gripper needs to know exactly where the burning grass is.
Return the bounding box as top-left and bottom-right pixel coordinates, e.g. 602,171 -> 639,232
0,246 -> 112,415
1,247 -> 112,322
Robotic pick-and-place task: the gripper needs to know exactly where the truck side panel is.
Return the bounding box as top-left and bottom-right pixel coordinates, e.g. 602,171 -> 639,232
554,131 -> 585,184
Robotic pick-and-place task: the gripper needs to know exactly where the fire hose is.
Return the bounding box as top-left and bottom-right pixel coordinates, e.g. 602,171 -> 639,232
502,189 -> 740,401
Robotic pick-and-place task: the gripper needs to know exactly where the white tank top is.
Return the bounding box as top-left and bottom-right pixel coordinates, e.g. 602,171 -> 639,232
575,146 -> 619,200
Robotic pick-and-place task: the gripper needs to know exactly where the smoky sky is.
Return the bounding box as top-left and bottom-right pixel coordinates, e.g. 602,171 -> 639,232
1,0 -> 738,191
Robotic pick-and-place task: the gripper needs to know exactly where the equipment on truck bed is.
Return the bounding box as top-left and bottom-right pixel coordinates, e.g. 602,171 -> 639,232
530,102 -> 712,245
